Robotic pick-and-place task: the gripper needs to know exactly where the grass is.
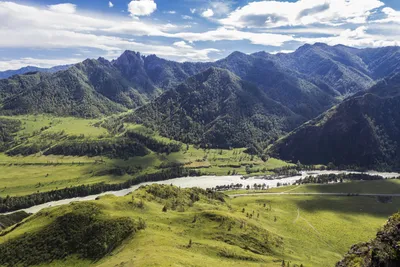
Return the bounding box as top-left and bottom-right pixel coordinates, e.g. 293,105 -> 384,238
289,180 -> 400,194
0,114 -> 292,197
1,184 -> 399,267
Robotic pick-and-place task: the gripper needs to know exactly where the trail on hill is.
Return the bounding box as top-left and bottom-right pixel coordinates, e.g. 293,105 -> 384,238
294,208 -> 339,253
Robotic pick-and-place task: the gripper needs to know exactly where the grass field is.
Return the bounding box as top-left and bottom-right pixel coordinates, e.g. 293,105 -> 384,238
1,184 -> 398,267
0,115 -> 293,197
289,180 -> 400,194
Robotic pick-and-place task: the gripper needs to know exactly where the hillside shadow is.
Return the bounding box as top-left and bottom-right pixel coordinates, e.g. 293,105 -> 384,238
292,193 -> 400,218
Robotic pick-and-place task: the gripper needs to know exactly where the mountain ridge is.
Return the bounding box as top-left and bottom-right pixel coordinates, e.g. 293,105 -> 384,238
269,72 -> 400,168
0,65 -> 71,79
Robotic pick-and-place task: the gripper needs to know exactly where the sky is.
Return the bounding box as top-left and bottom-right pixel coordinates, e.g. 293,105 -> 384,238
0,0 -> 400,70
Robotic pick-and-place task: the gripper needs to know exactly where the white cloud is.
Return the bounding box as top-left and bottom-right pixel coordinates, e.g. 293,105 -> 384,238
190,8 -> 196,14
1,0 -> 400,69
166,10 -> 176,14
48,3 -> 76,14
182,15 -> 192,20
270,50 -> 295,54
0,2 -> 220,63
202,9 -> 214,18
220,0 -> 384,28
296,26 -> 400,47
168,27 -> 294,47
128,0 -> 157,17
0,57 -> 82,71
109,1 -> 114,8
375,7 -> 400,23
210,1 -> 232,16
173,41 -> 193,49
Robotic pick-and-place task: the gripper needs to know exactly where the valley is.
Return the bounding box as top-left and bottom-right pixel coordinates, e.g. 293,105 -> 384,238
1,43 -> 400,267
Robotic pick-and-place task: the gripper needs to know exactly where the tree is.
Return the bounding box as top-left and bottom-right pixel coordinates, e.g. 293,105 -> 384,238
327,162 -> 336,170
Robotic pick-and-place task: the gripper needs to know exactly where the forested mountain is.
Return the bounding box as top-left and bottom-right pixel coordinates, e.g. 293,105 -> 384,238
0,65 -> 70,79
1,44 -> 399,119
337,212 -> 400,267
273,43 -> 375,95
214,50 -> 340,119
125,67 -> 303,150
270,72 -> 400,168
0,65 -> 127,117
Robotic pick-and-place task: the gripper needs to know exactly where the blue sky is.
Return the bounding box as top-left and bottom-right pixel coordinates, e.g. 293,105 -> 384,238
0,0 -> 400,70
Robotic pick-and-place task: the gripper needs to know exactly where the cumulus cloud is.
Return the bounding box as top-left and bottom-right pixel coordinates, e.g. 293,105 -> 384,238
297,26 -> 400,47
210,1 -> 232,16
109,2 -> 114,8
375,7 -> 400,23
0,2 -> 219,62
167,27 -> 294,47
220,0 -> 384,28
0,57 -> 82,71
1,0 -> 400,68
128,0 -> 157,17
202,9 -> 214,18
173,41 -> 193,49
190,8 -> 196,14
48,3 -> 76,14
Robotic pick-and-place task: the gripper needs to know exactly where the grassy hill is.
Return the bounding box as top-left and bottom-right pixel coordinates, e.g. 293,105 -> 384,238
1,183 -> 400,267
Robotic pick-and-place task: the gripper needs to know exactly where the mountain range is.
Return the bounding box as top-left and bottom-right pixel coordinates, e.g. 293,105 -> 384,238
126,67 -> 303,150
1,43 -> 400,166
0,65 -> 71,79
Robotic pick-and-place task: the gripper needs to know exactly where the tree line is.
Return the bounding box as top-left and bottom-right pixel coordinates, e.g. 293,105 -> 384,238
295,173 -> 386,184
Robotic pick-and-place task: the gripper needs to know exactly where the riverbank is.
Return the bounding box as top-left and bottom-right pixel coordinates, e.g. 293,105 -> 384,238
3,170 -> 399,215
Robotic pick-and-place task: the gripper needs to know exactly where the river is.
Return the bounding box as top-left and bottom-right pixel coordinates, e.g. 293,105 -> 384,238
4,170 -> 400,215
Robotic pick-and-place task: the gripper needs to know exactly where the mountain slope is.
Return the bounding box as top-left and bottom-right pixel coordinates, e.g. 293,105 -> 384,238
274,43 -> 375,95
0,65 -> 71,79
214,51 -> 340,119
270,73 -> 400,168
125,67 -> 304,149
0,65 -> 127,117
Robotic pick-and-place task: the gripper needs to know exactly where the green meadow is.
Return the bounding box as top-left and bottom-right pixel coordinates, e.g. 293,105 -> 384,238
0,115 -> 292,197
1,183 -> 399,267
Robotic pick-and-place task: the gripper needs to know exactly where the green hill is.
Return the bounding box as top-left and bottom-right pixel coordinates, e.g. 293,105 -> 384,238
1,183 -> 400,267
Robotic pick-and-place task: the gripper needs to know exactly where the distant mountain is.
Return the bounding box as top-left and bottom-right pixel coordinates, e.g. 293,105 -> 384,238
215,50 -> 340,119
337,212 -> 400,267
0,65 -> 71,79
270,72 -> 400,168
125,67 -> 304,149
